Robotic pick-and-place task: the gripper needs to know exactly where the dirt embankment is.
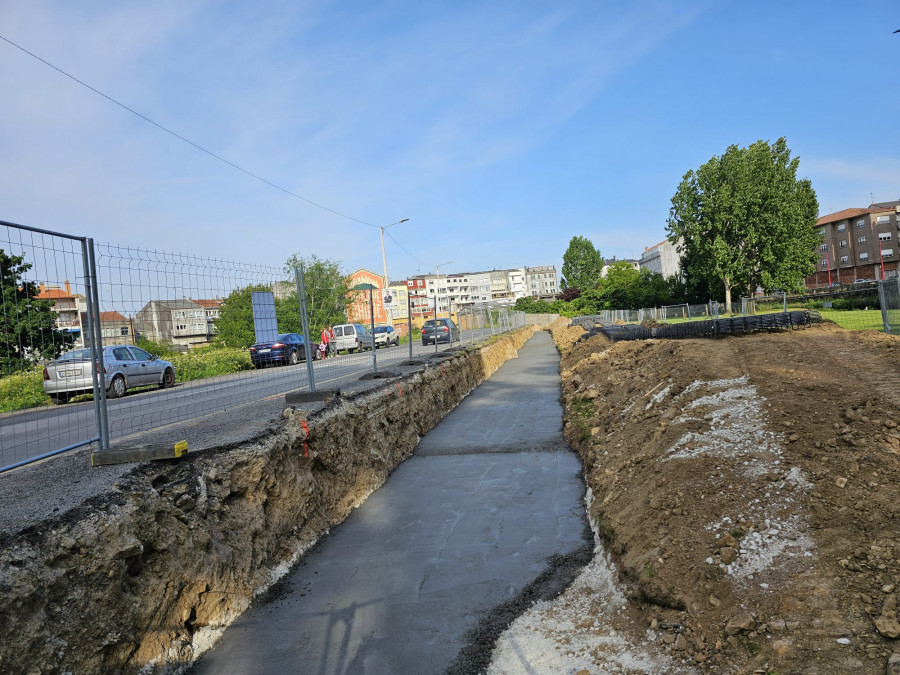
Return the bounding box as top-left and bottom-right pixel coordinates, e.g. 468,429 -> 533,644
552,319 -> 900,673
0,327 -> 535,674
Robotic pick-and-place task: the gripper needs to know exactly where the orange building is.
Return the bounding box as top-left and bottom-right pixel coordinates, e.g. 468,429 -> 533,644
346,269 -> 387,325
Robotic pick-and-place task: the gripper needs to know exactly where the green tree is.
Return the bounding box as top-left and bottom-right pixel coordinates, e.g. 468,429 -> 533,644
667,137 -> 820,313
283,254 -> 350,335
0,249 -> 73,374
213,284 -> 271,348
561,236 -> 604,291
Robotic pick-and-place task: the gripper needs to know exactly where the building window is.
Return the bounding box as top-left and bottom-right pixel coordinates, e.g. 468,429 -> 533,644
879,232 -> 892,241
856,219 -> 865,228
820,259 -> 828,267
176,324 -> 186,331
120,327 -> 129,336
819,244 -> 828,252
876,215 -> 890,225
858,236 -> 867,245
837,223 -> 846,231
859,252 -> 869,261
840,255 -> 848,264
884,249 -> 895,258
839,240 -> 847,248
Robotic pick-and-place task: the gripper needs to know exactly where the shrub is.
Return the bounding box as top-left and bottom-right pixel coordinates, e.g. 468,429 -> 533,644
167,346 -> 253,382
0,367 -> 50,412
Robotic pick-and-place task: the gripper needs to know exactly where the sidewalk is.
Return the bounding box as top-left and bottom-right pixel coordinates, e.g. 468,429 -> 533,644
192,331 -> 589,675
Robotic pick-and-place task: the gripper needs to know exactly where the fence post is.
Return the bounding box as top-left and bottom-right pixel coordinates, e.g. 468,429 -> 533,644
80,238 -> 107,451
295,265 -> 315,392
783,291 -> 787,313
369,288 -> 377,374
408,296 -> 414,360
85,238 -> 110,451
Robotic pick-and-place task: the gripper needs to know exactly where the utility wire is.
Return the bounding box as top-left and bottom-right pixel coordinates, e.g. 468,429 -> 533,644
0,33 -> 378,228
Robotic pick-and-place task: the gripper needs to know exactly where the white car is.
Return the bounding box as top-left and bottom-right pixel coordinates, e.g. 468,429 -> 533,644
332,323 -> 372,353
373,325 -> 400,348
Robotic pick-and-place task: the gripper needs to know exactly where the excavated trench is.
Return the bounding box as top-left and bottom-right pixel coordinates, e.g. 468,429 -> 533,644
0,327 -> 535,674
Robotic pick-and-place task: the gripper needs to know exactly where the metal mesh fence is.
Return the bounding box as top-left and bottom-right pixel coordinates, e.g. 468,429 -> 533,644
1,220 -> 528,472
878,278 -> 900,334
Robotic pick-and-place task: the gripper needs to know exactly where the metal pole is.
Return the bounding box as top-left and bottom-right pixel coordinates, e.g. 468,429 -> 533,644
296,265 -> 315,392
433,294 -> 438,352
370,288 -> 377,374
783,291 -> 787,314
488,305 -> 495,335
408,294 -> 414,361
86,238 -> 109,451
80,238 -> 104,450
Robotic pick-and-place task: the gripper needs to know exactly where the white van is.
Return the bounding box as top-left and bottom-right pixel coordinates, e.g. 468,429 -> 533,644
332,323 -> 372,353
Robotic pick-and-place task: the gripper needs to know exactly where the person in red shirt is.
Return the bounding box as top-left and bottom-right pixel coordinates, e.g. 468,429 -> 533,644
320,327 -> 331,359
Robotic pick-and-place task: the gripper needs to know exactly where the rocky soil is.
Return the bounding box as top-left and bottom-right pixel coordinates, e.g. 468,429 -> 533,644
537,320 -> 900,674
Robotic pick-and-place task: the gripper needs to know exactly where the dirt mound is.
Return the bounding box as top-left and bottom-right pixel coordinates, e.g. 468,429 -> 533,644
557,324 -> 900,673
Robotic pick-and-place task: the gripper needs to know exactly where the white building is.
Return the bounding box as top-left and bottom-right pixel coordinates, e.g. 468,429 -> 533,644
600,257 -> 641,278
525,265 -> 558,298
639,239 -> 682,279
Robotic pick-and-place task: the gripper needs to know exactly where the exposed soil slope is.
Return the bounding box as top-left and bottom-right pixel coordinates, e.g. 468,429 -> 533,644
552,322 -> 900,674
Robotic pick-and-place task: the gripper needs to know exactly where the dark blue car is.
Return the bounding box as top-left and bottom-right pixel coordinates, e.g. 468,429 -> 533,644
250,333 -> 320,368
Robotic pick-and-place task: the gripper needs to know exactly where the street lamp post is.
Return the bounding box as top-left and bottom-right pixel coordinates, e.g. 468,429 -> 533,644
379,218 -> 409,290
434,261 -> 452,319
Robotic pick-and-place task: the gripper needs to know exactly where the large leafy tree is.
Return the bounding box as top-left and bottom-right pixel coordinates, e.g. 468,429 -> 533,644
560,236 -> 603,291
667,137 -> 820,313
283,254 -> 350,335
1,249 -> 73,374
214,255 -> 350,348
574,262 -> 673,313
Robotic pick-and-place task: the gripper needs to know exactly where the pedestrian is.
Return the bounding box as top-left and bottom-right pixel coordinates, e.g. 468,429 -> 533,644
327,326 -> 336,357
320,326 -> 331,359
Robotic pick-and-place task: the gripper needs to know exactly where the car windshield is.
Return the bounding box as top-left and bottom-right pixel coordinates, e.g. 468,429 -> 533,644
374,327 -> 390,333
276,334 -> 293,342
424,321 -> 438,328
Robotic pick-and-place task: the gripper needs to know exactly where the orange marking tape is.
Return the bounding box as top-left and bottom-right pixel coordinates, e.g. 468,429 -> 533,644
397,383 -> 403,395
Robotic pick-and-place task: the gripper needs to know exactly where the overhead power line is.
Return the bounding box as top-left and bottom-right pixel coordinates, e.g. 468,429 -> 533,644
0,33 -> 378,228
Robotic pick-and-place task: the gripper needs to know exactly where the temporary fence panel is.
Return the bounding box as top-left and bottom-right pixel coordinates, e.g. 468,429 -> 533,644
1,220 -> 105,472
879,278 -> 900,334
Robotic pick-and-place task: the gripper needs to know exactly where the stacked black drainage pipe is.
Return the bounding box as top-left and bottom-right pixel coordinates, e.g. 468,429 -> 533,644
591,311 -> 811,342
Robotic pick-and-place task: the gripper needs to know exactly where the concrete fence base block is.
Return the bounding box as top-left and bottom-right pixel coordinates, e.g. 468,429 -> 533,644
91,440 -> 188,466
359,371 -> 402,381
284,389 -> 341,405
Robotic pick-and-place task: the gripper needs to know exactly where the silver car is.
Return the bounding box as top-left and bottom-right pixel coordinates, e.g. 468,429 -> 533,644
42,345 -> 176,404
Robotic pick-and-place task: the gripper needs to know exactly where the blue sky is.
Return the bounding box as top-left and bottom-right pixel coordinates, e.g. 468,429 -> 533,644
1,1 -> 898,282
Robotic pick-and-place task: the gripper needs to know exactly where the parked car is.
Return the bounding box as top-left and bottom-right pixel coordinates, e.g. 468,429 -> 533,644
373,325 -> 400,348
332,323 -> 372,353
422,318 -> 460,345
250,333 -> 320,368
42,345 -> 176,404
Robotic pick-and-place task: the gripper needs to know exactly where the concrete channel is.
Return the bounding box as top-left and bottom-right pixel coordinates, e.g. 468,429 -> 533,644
191,331 -> 590,674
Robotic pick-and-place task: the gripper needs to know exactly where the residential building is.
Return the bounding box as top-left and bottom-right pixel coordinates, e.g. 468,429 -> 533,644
192,298 -> 223,336
134,299 -> 211,348
506,268 -> 527,299
36,281 -> 87,346
806,201 -> 900,287
639,240 -> 682,279
525,265 -> 558,298
99,311 -> 132,346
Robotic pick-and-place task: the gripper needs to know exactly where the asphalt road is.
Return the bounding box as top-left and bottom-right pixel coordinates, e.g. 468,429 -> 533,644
0,329 -> 501,470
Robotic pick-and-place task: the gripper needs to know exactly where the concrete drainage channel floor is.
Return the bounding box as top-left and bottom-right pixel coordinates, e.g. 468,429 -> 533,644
191,332 -> 590,675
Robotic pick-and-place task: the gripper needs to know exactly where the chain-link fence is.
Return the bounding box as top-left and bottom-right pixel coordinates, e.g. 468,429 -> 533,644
1,219 -> 527,473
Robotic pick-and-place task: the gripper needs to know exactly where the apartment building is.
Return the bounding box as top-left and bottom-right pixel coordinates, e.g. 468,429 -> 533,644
806,200 -> 900,287
639,240 -> 682,279
36,281 -> 88,346
134,299 -> 212,348
525,265 -> 558,298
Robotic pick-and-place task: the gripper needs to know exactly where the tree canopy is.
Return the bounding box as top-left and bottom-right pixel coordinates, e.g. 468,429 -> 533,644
560,236 -> 603,291
214,255 -> 350,348
1,249 -> 73,374
667,137 -> 820,312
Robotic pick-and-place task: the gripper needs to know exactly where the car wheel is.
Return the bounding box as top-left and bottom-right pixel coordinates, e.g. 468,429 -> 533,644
289,350 -> 299,366
313,349 -> 322,361
159,368 -> 175,389
108,375 -> 127,399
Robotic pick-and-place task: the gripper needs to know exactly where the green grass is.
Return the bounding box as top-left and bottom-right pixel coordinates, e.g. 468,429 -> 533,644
652,305 -> 885,332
